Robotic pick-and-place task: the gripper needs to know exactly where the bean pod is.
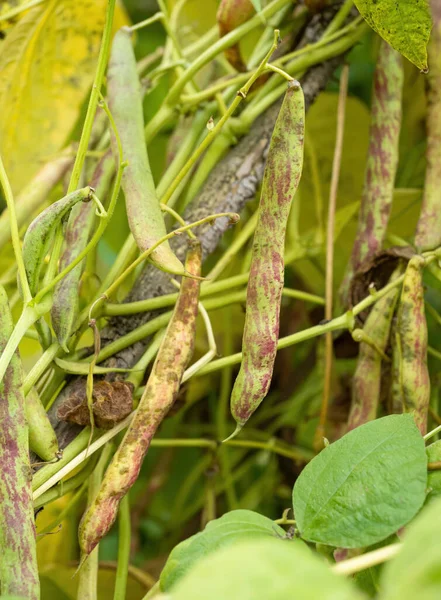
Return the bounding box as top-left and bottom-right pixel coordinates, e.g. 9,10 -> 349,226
229,81 -> 305,433
392,256 -> 430,434
347,271 -> 400,430
107,28 -> 184,275
0,286 -> 39,599
340,40 -> 403,304
217,0 -> 255,71
21,186 -> 92,296
26,387 -> 59,462
414,4 -> 441,251
51,151 -> 114,350
79,241 -> 202,556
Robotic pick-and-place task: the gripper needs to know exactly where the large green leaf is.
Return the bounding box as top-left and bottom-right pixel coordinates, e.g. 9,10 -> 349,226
160,510 -> 287,591
293,414 -> 427,548
354,0 -> 431,71
381,496 -> 441,600
170,538 -> 364,600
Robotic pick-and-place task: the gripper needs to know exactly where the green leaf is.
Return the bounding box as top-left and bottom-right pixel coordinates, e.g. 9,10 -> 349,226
250,0 -> 262,11
293,414 -> 427,548
354,0 -> 431,71
381,496 -> 441,600
426,440 -> 441,500
170,538 -> 364,600
160,510 -> 287,591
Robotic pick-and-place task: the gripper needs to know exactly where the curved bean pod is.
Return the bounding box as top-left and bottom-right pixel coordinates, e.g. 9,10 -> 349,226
79,241 -> 202,556
21,186 -> 92,297
107,28 -> 184,275
26,387 -> 59,462
51,151 -> 114,350
229,81 -> 304,433
0,286 -> 39,599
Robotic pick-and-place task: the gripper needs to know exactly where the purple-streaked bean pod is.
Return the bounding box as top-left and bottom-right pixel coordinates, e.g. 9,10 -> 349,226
21,186 -> 93,297
229,80 -> 305,434
0,285 -> 39,598
51,151 -> 114,351
217,0 -> 255,72
414,4 -> 441,251
107,28 -> 184,275
347,270 -> 401,430
340,40 -> 403,305
79,241 -> 202,556
26,387 -> 59,462
393,256 -> 430,434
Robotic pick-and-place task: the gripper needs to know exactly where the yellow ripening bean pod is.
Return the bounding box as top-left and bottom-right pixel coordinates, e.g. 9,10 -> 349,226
229,80 -> 304,435
392,256 -> 430,434
107,28 -> 184,275
79,241 -> 202,556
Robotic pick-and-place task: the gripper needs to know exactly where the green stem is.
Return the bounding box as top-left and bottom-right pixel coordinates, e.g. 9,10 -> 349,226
68,0 -> 116,192
0,154 -> 32,302
0,304 -> 43,383
144,0 -> 289,140
77,444 -> 112,599
113,494 -> 131,600
34,98 -> 126,304
23,342 -> 60,395
323,0 -> 354,37
159,30 -> 282,206
103,284 -> 324,316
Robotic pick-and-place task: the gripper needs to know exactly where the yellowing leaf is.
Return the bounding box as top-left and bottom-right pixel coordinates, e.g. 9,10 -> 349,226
0,0 -> 127,192
354,0 -> 432,71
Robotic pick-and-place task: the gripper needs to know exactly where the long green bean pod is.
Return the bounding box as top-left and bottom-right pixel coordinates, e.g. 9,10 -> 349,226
0,286 -> 39,599
347,271 -> 401,430
79,242 -> 201,556
21,186 -> 93,297
229,81 -> 304,434
51,151 -> 114,350
340,40 -> 403,304
393,256 -> 430,434
217,0 -> 255,71
415,3 -> 441,250
107,28 -> 184,275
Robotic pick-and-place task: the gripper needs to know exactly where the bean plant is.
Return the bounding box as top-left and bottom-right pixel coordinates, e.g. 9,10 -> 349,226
0,0 -> 440,599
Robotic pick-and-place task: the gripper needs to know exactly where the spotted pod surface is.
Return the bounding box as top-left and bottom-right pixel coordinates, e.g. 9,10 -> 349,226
347,270 -> 401,430
51,151 -> 114,350
79,242 -> 201,556
392,256 -> 430,434
21,186 -> 92,297
0,286 -> 39,598
217,0 -> 255,71
229,81 -> 305,431
107,28 -> 184,275
415,5 -> 441,251
340,40 -> 403,304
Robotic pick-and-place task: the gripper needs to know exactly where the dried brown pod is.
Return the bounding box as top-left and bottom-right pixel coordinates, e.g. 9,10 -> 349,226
57,379 -> 134,429
347,246 -> 414,321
